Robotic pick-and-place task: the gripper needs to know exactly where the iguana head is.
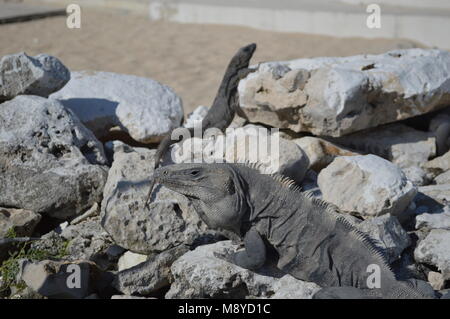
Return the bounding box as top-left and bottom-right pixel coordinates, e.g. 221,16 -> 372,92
231,43 -> 257,70
153,163 -> 248,233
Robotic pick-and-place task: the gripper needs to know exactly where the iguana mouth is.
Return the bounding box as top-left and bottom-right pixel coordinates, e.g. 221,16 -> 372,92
157,178 -> 200,199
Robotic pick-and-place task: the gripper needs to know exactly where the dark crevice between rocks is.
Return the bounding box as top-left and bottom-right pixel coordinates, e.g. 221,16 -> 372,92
190,233 -> 228,250
401,104 -> 450,132
32,214 -> 62,237
49,144 -> 70,159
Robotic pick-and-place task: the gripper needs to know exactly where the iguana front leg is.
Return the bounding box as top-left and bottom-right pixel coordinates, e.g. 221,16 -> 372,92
238,67 -> 256,80
214,228 -> 266,270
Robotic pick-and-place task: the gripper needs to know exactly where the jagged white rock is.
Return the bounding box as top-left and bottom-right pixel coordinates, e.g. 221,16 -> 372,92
239,49 -> 450,137
415,229 -> 450,280
0,52 -> 70,101
0,95 -> 108,219
416,206 -> 450,230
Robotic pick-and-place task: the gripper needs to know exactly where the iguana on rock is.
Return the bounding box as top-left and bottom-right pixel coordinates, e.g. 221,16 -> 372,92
152,162 -> 436,299
145,43 -> 257,206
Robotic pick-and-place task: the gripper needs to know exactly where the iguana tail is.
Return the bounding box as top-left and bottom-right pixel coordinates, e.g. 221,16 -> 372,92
313,279 -> 436,299
383,279 -> 436,299
153,133 -> 176,170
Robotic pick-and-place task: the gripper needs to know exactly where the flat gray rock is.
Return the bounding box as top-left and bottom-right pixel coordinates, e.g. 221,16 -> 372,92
0,95 -> 108,219
18,259 -> 109,299
0,52 -> 69,101
166,241 -> 321,299
50,71 -> 184,144
318,155 -> 417,217
239,49 -> 450,137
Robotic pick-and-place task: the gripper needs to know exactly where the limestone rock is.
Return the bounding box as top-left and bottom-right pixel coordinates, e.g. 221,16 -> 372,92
0,52 -> 70,102
166,241 -> 321,299
172,125 -> 309,183
293,136 -> 360,171
416,206 -> 450,230
428,271 -> 446,291
435,171 -> 450,185
239,49 -> 450,137
0,207 -> 41,238
424,150 -> 450,176
0,95 -> 108,219
401,166 -> 430,187
60,216 -> 116,271
318,155 -> 417,217
357,214 -> 411,263
0,207 -> 42,262
418,184 -> 450,204
184,105 -> 208,128
334,123 -> 436,170
100,143 -> 210,255
50,71 -> 183,143
117,251 -> 148,272
415,229 -> 450,280
18,259 -> 112,299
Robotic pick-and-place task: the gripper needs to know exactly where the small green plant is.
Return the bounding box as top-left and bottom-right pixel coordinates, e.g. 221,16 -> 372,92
0,233 -> 70,295
4,227 -> 17,239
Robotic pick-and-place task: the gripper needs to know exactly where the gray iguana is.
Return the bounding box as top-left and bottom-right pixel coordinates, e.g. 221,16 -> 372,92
151,162 -> 436,299
145,43 -> 257,206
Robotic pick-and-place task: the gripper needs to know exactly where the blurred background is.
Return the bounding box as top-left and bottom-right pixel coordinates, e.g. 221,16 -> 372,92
1,0 -> 449,114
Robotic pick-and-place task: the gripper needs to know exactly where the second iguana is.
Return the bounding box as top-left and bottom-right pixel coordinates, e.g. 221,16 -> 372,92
145,43 -> 257,206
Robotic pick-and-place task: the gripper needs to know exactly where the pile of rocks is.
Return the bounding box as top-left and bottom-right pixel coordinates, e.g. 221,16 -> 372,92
0,49 -> 449,299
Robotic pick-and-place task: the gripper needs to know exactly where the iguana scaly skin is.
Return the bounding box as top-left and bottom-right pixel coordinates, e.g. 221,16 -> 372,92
145,43 -> 257,206
152,163 -> 435,299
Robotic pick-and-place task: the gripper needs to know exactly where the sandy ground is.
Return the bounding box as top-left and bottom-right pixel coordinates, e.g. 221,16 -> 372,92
0,7 -> 423,114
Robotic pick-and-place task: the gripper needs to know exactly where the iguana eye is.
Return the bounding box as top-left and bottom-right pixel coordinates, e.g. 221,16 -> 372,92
190,170 -> 200,176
